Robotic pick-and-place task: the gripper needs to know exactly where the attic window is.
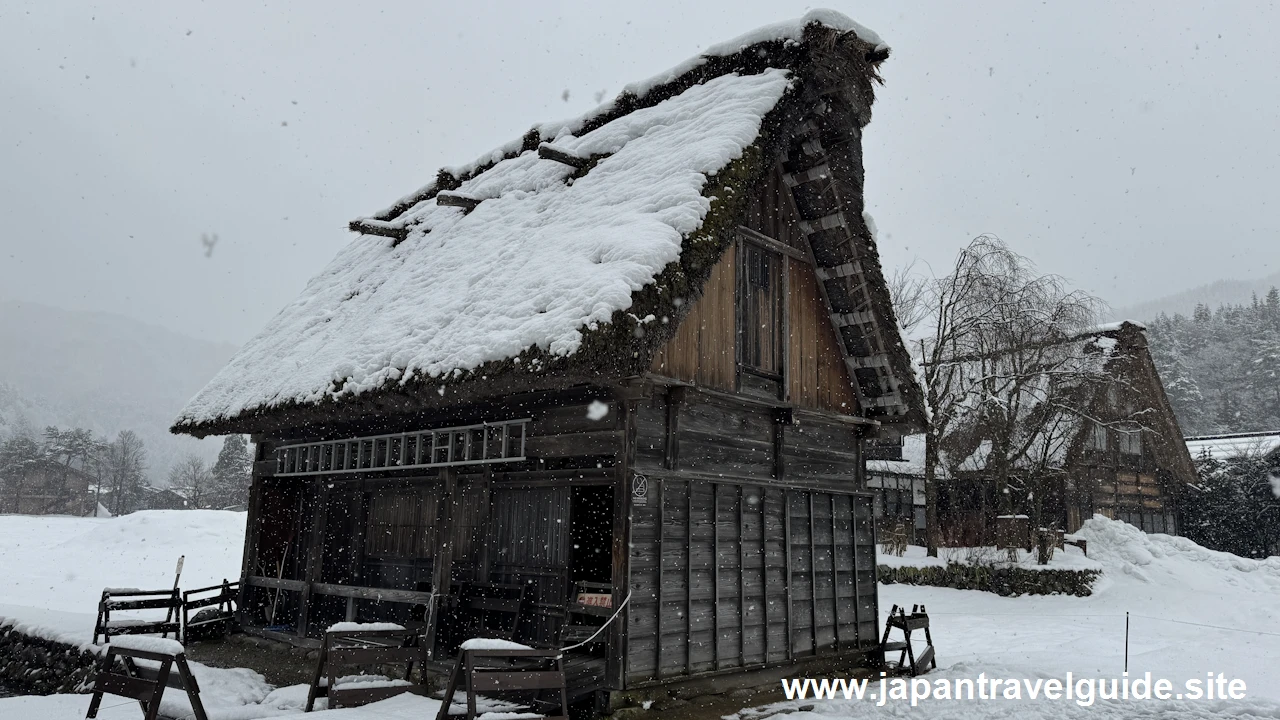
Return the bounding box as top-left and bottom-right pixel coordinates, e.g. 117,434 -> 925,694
739,241 -> 783,376
1117,429 -> 1143,458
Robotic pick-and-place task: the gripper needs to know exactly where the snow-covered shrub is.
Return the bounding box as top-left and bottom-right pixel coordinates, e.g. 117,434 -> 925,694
877,563 -> 1099,597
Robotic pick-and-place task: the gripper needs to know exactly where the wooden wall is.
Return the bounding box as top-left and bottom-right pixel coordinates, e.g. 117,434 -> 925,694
787,262 -> 859,413
625,477 -> 877,682
649,162 -> 860,415
649,245 -> 737,391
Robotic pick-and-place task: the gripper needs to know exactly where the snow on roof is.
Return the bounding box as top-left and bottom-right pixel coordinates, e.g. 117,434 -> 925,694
868,434 -> 926,476
370,9 -> 882,222
176,69 -> 792,428
1185,432 -> 1280,461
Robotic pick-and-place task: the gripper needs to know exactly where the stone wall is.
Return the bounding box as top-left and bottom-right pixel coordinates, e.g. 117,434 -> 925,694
0,624 -> 99,695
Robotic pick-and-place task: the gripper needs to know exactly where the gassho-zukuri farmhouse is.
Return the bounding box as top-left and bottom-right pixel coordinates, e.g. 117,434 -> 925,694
172,9 -> 925,707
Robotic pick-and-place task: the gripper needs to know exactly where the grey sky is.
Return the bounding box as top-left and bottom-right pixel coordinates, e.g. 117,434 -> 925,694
2,1 -> 1277,345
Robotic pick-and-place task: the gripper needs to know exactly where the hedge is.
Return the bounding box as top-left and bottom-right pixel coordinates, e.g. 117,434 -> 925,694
877,563 -> 1100,597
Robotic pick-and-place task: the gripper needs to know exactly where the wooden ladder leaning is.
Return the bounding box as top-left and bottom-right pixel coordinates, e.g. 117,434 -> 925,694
880,604 -> 937,677
434,648 -> 568,720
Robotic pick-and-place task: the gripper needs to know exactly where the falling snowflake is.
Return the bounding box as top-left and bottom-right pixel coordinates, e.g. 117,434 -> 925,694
586,400 -> 609,421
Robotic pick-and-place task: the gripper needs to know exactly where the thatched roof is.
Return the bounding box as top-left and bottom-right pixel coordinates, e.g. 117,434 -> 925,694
174,10 -> 925,439
869,321 -> 1197,485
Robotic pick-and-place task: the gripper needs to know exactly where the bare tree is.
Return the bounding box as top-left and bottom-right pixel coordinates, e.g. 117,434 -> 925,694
167,454 -> 213,509
887,259 -> 930,335
107,430 -> 147,515
915,236 -> 1114,557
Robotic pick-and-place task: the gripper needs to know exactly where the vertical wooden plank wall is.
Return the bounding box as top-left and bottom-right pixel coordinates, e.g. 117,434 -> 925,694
626,475 -> 876,683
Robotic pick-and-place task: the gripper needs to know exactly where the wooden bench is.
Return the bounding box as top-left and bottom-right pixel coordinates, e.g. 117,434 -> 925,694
182,580 -> 239,640
435,646 -> 568,720
93,588 -> 183,645
86,638 -> 207,720
304,625 -> 429,712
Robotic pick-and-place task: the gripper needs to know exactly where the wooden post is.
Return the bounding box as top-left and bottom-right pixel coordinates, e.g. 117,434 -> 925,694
298,484 -> 329,638
346,483 -> 367,622
608,395 -> 636,690
654,478 -> 665,680
432,469 -> 458,602
664,387 -> 683,471
685,482 -> 693,675
808,492 -> 818,655
737,484 -> 746,667
760,486 -> 770,662
711,482 -> 720,672
830,494 -> 841,652
783,489 -> 793,661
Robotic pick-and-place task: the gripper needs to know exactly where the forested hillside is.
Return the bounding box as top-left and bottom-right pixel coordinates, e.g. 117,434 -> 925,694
1146,287 -> 1280,436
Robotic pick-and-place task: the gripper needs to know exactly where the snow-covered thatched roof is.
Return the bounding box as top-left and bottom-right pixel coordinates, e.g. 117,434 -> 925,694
870,321 -> 1197,482
174,10 -> 923,438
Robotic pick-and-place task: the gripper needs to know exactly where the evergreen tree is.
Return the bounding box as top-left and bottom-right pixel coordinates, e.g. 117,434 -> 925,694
1182,454 -> 1280,558
1145,287 -> 1280,435
209,435 -> 252,509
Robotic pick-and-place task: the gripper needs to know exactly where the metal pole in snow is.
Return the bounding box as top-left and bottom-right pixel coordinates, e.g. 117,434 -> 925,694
1124,611 -> 1130,674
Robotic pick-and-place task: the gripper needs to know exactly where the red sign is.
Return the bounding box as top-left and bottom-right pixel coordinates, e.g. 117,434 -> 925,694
577,593 -> 612,609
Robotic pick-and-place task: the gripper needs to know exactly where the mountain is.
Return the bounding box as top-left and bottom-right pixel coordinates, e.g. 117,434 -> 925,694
1112,270 -> 1280,322
0,299 -> 238,483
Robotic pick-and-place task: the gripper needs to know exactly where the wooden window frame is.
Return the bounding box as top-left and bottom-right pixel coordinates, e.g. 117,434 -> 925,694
735,230 -> 793,398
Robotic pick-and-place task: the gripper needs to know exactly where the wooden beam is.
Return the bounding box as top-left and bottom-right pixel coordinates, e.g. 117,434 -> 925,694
436,192 -> 481,212
738,226 -> 808,262
537,143 -> 590,169
347,218 -> 409,241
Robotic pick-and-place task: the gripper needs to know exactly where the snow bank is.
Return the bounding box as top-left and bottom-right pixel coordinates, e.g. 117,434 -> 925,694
178,68 -> 793,427
879,516 -> 1280,703
1074,514 -> 1280,589
0,510 -> 245,647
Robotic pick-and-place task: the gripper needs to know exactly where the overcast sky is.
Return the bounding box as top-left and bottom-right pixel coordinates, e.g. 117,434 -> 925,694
2,1 -> 1278,345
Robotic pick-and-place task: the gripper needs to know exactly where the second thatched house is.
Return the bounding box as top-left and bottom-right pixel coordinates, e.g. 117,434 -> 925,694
173,10 -> 924,708
870,321 -> 1198,545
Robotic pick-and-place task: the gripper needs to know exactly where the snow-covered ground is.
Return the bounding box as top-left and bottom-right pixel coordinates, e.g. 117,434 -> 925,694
2,512 -> 1278,719
0,510 -> 245,646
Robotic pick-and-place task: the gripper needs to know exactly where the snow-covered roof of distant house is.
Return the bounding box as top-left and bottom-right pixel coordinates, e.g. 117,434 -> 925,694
1185,432 -> 1280,461
868,434 -> 926,476
173,10 -> 924,438
868,321 -> 1188,480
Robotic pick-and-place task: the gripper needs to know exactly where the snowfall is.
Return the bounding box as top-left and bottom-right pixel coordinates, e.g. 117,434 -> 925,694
0,510 -> 1277,719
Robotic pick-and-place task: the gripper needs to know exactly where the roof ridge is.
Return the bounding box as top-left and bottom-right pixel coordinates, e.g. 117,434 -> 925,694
351,11 -> 888,229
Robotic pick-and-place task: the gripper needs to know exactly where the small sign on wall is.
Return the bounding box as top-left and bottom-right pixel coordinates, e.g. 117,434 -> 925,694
577,592 -> 613,609
632,474 -> 649,506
